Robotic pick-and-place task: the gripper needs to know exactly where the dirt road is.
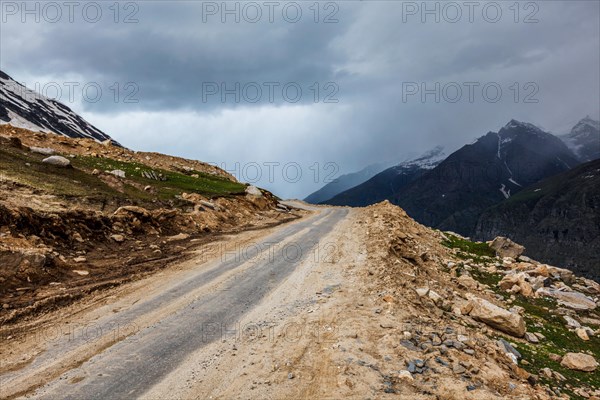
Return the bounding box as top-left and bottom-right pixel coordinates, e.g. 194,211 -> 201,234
0,206 -> 349,399
1,202 -> 570,400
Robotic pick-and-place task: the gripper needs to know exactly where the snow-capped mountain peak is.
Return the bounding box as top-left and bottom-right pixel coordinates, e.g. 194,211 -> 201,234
394,145 -> 446,171
0,70 -> 118,145
559,116 -> 600,162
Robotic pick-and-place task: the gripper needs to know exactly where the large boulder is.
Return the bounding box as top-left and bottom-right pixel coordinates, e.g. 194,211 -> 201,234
560,353 -> 599,372
42,155 -> 71,167
536,287 -> 596,311
465,296 -> 526,337
489,237 -> 525,259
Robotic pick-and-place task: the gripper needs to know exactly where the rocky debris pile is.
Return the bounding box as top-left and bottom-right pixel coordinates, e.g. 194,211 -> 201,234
359,201 -> 600,399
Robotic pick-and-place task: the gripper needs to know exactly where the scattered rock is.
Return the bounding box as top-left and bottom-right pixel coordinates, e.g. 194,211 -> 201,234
109,170 -> 126,178
397,370 -> 413,381
200,200 -> 216,210
524,332 -> 539,344
576,328 -> 590,341
42,155 -> 71,167
457,274 -> 479,290
548,353 -> 562,362
564,315 -> 581,329
560,353 -> 599,372
245,185 -> 263,196
73,256 -> 87,263
489,237 -> 525,259
166,233 -> 190,242
537,288 -> 596,310
110,234 -> 125,243
30,147 -> 55,155
465,296 -> 526,337
72,270 -> 89,276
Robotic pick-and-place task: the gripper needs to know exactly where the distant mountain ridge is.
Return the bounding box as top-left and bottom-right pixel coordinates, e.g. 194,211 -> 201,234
322,146 -> 446,207
0,70 -> 118,145
475,158 -> 600,281
389,120 -> 581,236
304,161 -> 394,204
559,116 -> 600,162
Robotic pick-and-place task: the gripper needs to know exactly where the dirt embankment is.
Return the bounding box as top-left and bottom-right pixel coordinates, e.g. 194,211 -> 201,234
0,127 -> 304,327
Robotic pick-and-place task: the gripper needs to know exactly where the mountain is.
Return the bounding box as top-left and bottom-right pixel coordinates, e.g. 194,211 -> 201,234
304,161 -> 393,204
322,146 -> 446,206
391,120 -> 581,236
0,70 -> 117,145
559,116 -> 600,162
475,159 -> 600,281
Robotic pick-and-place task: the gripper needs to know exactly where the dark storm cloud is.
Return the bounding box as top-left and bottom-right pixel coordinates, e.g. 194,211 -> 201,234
0,1 -> 598,198
1,1 -> 350,112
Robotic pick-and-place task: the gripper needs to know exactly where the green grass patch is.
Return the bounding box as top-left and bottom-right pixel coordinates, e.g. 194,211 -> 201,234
70,156 -> 247,199
442,233 -> 496,264
504,295 -> 600,397
470,267 -> 503,289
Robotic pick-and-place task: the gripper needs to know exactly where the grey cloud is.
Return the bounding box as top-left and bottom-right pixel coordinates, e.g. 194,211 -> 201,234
0,0 -> 598,198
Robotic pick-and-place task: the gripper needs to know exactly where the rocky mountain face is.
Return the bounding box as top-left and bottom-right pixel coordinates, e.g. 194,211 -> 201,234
0,70 -> 117,145
475,159 -> 600,281
322,146 -> 446,206
560,117 -> 600,162
391,120 -> 581,236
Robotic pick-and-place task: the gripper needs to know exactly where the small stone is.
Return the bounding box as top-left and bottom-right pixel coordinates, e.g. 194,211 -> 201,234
548,353 -> 562,362
463,349 -> 475,355
2,303 -> 10,309
576,328 -> 590,341
564,315 -> 581,329
398,370 -> 413,381
287,373 -> 294,379
552,371 -> 566,381
540,368 -> 552,378
73,256 -> 87,263
72,270 -> 89,276
525,332 -> 539,343
110,234 -> 125,243
453,364 -> 466,374
435,357 -> 449,366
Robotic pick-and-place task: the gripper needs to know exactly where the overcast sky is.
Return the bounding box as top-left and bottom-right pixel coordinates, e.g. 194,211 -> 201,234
1,1 -> 599,198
